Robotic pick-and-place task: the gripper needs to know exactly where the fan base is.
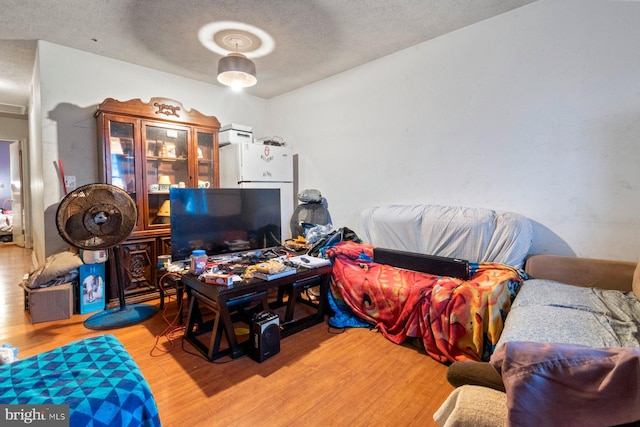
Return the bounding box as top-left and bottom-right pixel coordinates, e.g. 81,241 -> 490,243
84,303 -> 158,330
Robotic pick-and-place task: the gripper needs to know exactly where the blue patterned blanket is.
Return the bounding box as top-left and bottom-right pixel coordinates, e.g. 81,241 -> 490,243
0,334 -> 160,426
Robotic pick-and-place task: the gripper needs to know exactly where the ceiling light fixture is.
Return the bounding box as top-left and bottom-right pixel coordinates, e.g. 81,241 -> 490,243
217,47 -> 257,90
198,21 -> 274,91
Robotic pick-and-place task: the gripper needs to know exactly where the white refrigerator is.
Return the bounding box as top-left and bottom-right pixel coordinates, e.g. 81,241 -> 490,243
219,142 -> 294,241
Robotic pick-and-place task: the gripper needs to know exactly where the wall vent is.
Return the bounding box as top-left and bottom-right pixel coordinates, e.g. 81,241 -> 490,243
0,103 -> 26,115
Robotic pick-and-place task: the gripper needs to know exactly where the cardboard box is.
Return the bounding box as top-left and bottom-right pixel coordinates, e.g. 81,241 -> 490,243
204,272 -> 234,286
25,283 -> 73,324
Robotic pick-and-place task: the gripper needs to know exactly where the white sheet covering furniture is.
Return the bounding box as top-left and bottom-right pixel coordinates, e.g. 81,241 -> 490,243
361,204 -> 533,268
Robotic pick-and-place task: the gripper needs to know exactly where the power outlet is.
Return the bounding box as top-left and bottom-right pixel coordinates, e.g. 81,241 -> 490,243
64,175 -> 76,190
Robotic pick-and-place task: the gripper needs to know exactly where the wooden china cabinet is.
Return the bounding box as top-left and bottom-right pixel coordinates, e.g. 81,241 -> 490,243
95,97 -> 220,304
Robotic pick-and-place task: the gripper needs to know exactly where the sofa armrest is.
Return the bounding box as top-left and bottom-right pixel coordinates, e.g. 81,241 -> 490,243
446,361 -> 505,392
524,254 -> 635,292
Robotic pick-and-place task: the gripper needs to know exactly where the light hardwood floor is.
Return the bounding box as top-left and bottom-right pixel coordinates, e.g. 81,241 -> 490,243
0,245 -> 453,426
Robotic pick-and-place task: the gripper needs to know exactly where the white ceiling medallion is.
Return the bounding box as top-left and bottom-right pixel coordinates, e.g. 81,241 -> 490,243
198,21 -> 275,59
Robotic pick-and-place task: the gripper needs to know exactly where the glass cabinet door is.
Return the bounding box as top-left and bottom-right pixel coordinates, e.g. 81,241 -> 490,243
197,131 -> 215,189
108,121 -> 136,196
145,125 -> 188,227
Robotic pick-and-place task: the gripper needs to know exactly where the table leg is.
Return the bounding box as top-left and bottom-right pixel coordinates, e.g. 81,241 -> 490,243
177,284 -> 185,325
185,293 -> 198,343
207,308 -> 221,360
284,285 -> 301,322
218,299 -> 243,359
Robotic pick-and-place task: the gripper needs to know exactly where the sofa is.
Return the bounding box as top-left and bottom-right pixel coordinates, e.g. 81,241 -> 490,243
435,254 -> 640,427
327,204 -> 533,362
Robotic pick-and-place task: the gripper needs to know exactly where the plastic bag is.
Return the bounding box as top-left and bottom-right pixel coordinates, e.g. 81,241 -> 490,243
0,344 -> 18,364
305,224 -> 334,245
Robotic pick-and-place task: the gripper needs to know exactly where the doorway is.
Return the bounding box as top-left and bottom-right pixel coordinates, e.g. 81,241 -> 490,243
0,139 -> 28,247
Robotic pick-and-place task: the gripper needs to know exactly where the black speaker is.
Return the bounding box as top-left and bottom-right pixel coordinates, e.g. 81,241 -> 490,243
373,247 -> 470,280
250,311 -> 280,362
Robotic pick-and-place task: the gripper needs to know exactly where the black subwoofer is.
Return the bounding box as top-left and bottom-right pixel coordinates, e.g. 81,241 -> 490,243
250,311 -> 280,362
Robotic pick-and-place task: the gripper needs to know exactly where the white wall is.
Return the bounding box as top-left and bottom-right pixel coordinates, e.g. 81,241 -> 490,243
0,116 -> 28,141
30,50 -> 43,261
35,41 -> 268,261
31,0 -> 640,262
269,0 -> 640,261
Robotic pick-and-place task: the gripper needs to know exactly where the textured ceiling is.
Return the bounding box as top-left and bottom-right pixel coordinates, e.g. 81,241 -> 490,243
0,0 -> 536,111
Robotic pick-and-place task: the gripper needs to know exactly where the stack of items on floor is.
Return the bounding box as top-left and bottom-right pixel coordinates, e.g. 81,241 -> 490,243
20,250 -> 107,323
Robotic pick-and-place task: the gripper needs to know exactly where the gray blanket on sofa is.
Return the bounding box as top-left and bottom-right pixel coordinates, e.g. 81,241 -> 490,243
496,279 -> 640,349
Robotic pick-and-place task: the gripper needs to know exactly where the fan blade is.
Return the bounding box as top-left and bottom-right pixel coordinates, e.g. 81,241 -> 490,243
85,187 -> 117,205
63,191 -> 94,213
64,212 -> 94,242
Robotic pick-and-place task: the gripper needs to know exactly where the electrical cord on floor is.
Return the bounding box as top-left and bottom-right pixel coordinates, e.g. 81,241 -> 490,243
179,338 -> 209,361
150,271 -> 186,357
179,335 -> 249,364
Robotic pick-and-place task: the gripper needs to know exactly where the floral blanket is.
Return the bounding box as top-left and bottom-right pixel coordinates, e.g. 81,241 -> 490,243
327,241 -> 526,362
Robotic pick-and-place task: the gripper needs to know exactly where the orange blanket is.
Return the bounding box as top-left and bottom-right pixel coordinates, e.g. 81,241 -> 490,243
327,241 -> 525,362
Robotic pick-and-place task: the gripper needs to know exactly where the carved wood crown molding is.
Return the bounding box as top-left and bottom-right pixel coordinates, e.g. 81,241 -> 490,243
95,97 -> 220,128
153,102 -> 180,118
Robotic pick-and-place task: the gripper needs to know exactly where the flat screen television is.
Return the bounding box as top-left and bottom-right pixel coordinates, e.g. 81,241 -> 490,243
170,188 -> 281,261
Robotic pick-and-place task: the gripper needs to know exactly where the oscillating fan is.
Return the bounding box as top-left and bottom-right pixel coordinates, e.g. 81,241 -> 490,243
56,183 -> 158,329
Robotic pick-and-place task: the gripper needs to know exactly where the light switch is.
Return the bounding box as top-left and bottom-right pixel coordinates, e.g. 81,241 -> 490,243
65,175 -> 76,190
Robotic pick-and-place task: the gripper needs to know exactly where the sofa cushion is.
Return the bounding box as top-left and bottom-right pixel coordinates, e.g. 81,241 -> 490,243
490,341 -> 640,427
496,279 -> 640,350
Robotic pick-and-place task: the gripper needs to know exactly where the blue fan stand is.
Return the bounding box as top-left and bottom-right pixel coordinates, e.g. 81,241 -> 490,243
84,304 -> 158,330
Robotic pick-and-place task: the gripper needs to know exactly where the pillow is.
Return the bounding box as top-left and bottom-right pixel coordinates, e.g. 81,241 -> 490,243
490,341 -> 640,427
26,250 -> 83,289
633,258 -> 640,300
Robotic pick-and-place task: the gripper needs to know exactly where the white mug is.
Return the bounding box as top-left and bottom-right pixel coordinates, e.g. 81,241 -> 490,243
112,178 -> 125,190
198,180 -> 210,188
